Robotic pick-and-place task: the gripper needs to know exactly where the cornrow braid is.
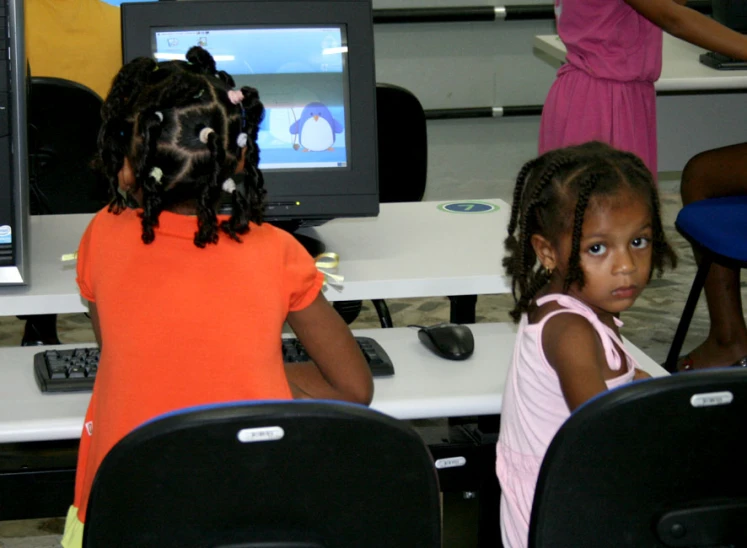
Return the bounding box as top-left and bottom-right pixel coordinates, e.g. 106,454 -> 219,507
96,46 -> 266,247
504,141 -> 677,322
504,153 -> 586,320
563,172 -> 599,292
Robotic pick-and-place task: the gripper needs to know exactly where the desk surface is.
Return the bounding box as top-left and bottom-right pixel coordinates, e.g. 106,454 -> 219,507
0,323 -> 668,444
0,199 -> 511,316
533,33 -> 747,92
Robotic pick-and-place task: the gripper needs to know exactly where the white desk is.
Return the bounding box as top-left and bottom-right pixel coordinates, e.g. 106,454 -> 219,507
533,33 -> 747,92
0,323 -> 668,444
0,199 -> 511,316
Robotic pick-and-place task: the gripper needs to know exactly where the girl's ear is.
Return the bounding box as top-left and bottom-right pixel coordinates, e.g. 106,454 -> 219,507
530,234 -> 558,271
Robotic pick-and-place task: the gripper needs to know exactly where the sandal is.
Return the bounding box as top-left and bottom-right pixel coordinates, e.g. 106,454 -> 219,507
677,353 -> 747,372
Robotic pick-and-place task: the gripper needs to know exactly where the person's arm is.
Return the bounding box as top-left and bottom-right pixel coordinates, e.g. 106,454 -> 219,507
542,313 -> 609,411
625,0 -> 747,60
88,301 -> 102,349
633,368 -> 652,380
285,293 -> 374,405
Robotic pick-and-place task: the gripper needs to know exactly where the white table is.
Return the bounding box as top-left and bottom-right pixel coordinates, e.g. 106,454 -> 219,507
533,33 -> 747,92
0,199 -> 511,316
0,323 -> 668,444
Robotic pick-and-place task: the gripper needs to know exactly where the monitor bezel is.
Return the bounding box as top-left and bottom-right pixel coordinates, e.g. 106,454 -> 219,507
121,0 -> 378,222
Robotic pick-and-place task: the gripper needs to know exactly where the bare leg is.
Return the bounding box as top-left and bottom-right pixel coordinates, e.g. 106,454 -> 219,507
679,143 -> 747,369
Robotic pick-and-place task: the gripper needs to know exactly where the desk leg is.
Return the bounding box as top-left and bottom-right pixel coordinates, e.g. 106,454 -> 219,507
448,295 -> 477,324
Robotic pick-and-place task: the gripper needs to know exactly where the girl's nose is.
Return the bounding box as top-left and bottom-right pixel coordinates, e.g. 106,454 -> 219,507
613,250 -> 637,275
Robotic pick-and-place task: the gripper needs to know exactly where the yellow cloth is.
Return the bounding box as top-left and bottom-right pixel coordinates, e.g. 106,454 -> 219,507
25,0 -> 122,99
61,505 -> 84,548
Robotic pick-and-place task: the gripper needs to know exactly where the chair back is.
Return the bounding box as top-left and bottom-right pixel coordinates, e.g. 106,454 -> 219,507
376,83 -> 427,203
529,368 -> 747,547
28,77 -> 106,214
84,401 -> 441,548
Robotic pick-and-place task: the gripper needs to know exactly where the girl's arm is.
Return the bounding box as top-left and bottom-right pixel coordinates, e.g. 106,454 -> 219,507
285,293 -> 374,405
626,0 -> 747,60
542,313 -> 609,411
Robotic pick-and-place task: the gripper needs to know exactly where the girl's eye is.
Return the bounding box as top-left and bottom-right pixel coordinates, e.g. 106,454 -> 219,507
632,237 -> 650,249
588,244 -> 606,256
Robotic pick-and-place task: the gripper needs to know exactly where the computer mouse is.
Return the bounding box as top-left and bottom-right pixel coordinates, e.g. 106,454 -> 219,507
417,323 -> 474,361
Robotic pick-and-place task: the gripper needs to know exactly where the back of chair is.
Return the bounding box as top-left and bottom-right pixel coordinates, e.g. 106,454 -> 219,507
375,83 -> 427,204
529,369 -> 747,548
84,401 -> 441,548
28,77 -> 106,214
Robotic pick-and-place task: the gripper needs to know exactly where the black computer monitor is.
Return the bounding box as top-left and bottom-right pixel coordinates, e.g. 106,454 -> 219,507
712,0 -> 747,33
121,0 -> 379,237
0,0 -> 30,286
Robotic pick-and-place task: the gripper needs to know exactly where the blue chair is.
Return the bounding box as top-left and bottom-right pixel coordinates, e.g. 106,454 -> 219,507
663,196 -> 747,373
529,368 -> 747,547
83,400 -> 441,547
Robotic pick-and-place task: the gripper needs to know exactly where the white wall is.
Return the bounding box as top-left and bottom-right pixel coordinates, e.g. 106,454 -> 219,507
372,0 -> 558,201
372,1 -> 747,200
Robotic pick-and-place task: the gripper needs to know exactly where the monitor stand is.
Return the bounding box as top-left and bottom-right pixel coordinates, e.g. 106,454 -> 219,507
270,220 -> 326,258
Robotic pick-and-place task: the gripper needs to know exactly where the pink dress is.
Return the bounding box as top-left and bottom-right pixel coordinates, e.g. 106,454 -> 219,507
538,0 -> 662,176
496,294 -> 637,548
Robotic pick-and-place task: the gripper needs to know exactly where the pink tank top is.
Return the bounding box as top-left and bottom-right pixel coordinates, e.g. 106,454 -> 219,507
555,0 -> 662,82
496,293 -> 637,548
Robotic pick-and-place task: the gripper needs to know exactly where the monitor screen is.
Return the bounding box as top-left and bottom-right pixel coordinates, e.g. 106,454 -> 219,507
152,26 -> 350,171
121,0 -> 378,227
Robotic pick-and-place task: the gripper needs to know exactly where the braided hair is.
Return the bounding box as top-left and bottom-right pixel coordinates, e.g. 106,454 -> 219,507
95,46 -> 266,247
504,141 -> 677,321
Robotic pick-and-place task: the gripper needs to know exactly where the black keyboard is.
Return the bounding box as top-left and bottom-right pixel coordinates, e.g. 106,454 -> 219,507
34,337 -> 394,393
699,51 -> 747,70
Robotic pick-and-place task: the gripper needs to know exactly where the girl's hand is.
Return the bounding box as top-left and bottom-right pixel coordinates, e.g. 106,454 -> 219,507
633,368 -> 652,381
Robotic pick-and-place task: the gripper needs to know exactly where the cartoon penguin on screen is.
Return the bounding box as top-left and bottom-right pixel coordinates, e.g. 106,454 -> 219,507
289,102 -> 343,152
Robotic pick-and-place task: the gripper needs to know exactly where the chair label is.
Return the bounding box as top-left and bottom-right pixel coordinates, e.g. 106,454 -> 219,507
237,426 -> 285,443
690,391 -> 733,407
435,456 -> 467,469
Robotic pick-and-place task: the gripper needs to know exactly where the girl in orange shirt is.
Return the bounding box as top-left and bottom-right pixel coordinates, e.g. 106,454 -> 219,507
61,47 -> 373,547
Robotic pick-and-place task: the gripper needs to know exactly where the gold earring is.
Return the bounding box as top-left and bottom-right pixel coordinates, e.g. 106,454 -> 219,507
544,265 -> 554,276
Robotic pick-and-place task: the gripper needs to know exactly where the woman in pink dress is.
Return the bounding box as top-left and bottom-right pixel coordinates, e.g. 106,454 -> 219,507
539,0 -> 747,176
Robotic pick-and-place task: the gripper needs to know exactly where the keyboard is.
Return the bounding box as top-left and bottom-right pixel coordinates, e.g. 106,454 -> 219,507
699,51 -> 747,70
33,337 -> 394,393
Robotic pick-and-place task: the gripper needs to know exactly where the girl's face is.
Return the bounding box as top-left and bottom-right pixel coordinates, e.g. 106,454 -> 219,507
536,188 -> 654,321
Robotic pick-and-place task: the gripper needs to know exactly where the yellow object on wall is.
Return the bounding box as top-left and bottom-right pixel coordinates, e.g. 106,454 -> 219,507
25,0 -> 122,99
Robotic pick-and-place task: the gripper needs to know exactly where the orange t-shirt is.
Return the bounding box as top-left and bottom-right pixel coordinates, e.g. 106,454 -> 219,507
71,207 -> 323,522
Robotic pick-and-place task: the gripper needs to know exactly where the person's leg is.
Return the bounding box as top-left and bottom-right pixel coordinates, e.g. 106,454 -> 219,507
679,142 -> 747,369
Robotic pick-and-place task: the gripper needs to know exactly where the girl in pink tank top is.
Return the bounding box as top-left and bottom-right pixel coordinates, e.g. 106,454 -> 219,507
539,0 -> 747,176
496,142 -> 677,547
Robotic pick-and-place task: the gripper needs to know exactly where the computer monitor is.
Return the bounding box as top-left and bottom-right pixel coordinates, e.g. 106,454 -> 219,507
121,0 -> 379,238
0,0 -> 30,285
712,0 -> 747,34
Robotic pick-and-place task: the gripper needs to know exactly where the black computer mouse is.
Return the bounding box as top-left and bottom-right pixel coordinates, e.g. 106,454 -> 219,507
417,323 -> 475,361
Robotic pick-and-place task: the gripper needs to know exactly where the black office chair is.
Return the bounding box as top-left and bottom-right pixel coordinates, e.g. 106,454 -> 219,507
528,368 -> 747,547
20,76 -> 106,346
333,83 -> 428,327
83,400 -> 442,548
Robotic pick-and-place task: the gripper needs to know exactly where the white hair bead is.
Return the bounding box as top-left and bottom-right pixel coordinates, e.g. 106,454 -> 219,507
236,132 -> 248,148
149,166 -> 164,184
199,127 -> 215,144
222,178 -> 237,194
154,111 -> 163,122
